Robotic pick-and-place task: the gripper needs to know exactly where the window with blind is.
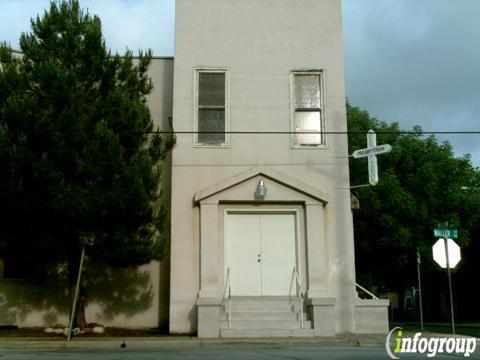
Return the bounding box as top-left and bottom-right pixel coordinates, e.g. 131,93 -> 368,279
291,71 -> 325,147
195,69 -> 229,146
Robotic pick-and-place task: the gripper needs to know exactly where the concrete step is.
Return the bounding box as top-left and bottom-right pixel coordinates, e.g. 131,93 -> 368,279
225,299 -> 302,312
228,296 -> 301,301
220,311 -> 308,321
226,297 -> 301,305
220,319 -> 312,330
220,328 -> 315,338
227,304 -> 300,312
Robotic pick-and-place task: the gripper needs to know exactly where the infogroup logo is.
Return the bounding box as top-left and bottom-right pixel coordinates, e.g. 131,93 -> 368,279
385,327 -> 478,359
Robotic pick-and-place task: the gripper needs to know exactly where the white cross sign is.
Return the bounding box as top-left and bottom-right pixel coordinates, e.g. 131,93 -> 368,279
351,130 -> 392,186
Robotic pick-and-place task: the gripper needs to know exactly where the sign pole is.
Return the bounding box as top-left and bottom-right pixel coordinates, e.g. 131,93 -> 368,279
416,249 -> 424,331
444,237 -> 455,335
67,244 -> 86,341
66,235 -> 94,341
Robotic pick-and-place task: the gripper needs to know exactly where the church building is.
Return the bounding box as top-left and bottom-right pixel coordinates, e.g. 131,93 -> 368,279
0,0 -> 388,337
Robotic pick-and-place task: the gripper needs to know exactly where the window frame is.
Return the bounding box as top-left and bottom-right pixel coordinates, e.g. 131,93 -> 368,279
290,70 -> 327,149
193,68 -> 230,147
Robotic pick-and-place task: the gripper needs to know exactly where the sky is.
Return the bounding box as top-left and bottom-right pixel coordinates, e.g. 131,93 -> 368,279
1,0 -> 479,165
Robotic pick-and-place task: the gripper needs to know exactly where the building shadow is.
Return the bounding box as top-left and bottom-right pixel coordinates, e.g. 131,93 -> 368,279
0,260 -> 154,326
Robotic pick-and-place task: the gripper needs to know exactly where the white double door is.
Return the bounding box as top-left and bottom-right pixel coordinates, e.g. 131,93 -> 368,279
225,212 -> 298,296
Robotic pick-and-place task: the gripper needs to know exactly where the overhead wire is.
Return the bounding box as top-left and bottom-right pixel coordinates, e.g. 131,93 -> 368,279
144,130 -> 480,135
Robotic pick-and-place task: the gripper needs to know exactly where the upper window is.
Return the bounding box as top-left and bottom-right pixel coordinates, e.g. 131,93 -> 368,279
291,71 -> 325,147
195,69 -> 229,146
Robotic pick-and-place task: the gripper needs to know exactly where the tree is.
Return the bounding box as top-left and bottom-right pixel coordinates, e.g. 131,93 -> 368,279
0,0 -> 174,328
347,102 -> 480,320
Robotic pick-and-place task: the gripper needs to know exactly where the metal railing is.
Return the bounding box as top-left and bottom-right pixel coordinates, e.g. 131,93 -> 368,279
221,267 -> 232,329
356,283 -> 379,300
293,267 -> 304,329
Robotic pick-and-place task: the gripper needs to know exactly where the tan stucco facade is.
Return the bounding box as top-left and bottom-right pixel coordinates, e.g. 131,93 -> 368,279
169,0 -> 388,336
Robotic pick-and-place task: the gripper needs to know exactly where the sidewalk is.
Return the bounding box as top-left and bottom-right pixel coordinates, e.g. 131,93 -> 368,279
0,334 -> 386,350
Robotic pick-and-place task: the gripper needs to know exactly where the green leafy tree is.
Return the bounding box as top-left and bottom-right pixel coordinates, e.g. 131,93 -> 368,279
0,0 -> 174,328
347,102 -> 480,320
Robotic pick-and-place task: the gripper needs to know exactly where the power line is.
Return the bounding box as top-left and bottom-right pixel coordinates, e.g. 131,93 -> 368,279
145,130 -> 480,135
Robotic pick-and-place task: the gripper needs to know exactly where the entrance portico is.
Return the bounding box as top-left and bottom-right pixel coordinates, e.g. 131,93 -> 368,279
194,167 -> 338,337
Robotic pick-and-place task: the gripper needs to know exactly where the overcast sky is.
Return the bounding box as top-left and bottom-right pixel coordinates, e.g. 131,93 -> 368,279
1,0 -> 479,165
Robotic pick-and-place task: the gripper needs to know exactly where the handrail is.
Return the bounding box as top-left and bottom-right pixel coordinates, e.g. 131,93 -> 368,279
356,283 -> 379,300
221,267 -> 232,329
293,267 -> 304,329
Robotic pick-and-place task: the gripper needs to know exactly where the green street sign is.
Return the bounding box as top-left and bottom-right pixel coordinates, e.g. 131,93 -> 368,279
436,222 -> 449,229
433,228 -> 458,239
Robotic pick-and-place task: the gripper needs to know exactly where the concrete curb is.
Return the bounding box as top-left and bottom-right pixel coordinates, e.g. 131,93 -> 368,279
0,335 -> 387,350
